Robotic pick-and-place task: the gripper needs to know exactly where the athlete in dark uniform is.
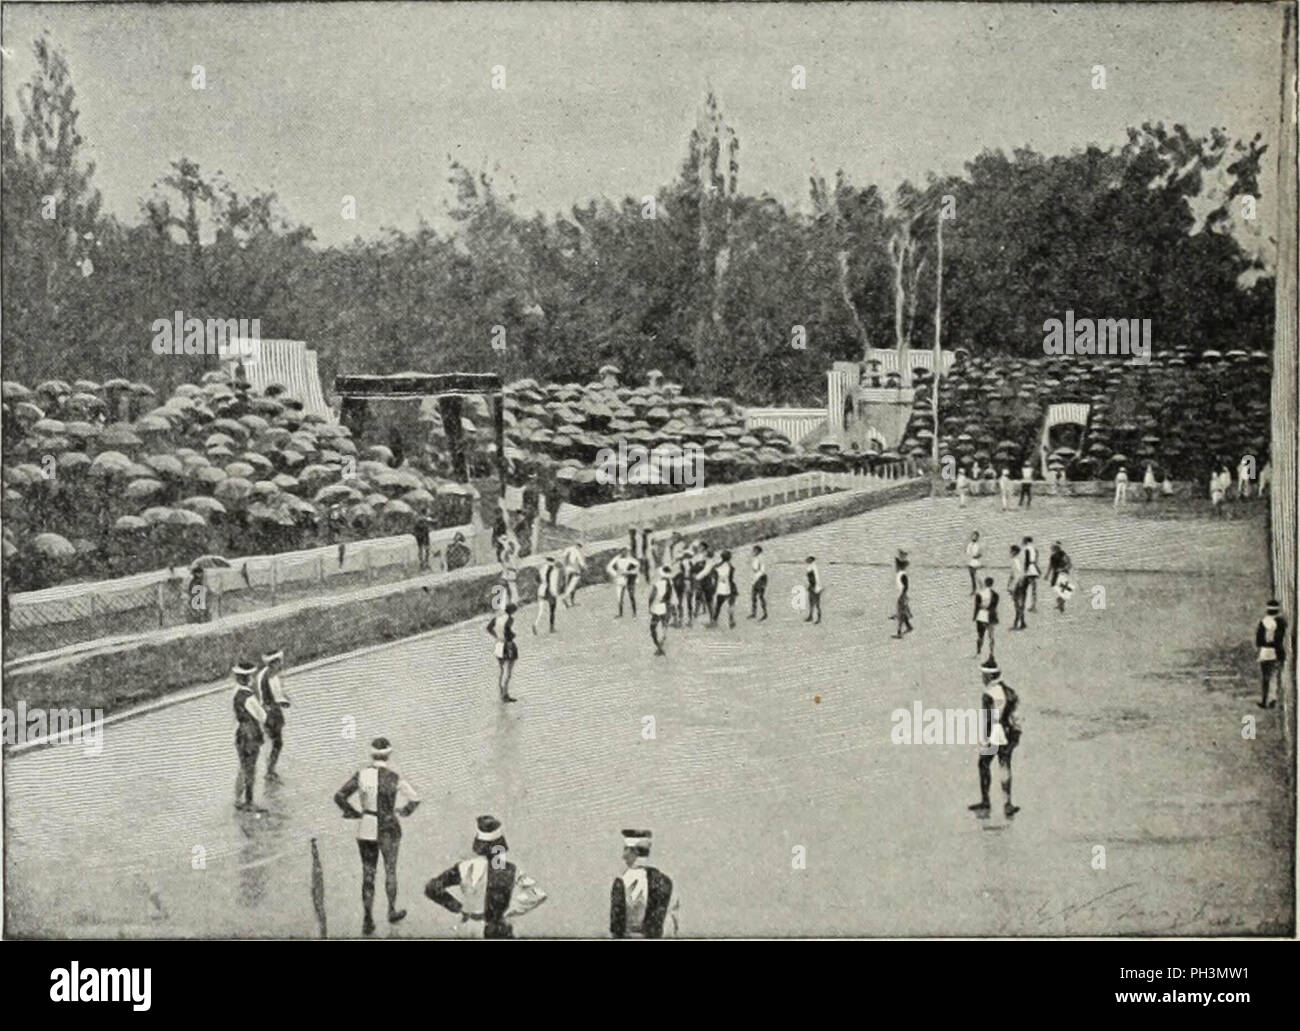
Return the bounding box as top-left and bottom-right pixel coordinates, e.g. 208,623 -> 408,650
255,650 -> 290,780
610,829 -> 676,938
970,657 -> 1022,819
804,556 -> 822,624
749,545 -> 768,620
231,661 -> 266,811
425,816 -> 547,938
710,550 -> 737,628
973,577 -> 999,658
1255,599 -> 1288,709
648,565 -> 675,656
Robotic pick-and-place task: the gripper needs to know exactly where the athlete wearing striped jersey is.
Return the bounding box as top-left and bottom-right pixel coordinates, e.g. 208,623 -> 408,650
334,736 -> 421,935
232,662 -> 267,812
607,549 -> 641,617
533,556 -> 564,634
487,605 -> 519,702
425,816 -> 547,939
965,531 -> 983,595
611,830 -> 677,938
804,556 -> 822,624
561,542 -> 586,606
709,550 -> 738,628
1256,600 -> 1288,709
749,545 -> 768,620
891,551 -> 913,638
648,565 -> 675,655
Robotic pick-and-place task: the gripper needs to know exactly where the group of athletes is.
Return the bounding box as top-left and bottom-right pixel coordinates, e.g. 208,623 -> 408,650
485,529 -> 782,696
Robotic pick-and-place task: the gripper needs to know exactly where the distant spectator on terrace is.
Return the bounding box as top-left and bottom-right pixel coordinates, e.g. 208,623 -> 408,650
1237,456 -> 1254,500
1143,463 -> 1157,503
1018,463 -> 1034,508
413,515 -> 433,572
445,532 -> 472,572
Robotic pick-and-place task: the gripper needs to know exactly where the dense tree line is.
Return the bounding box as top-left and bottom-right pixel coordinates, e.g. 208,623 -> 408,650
2,38 -> 1275,408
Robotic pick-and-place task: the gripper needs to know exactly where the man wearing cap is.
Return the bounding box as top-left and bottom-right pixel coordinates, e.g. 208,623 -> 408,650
425,816 -> 548,938
334,737 -> 421,935
610,830 -> 677,938
255,650 -> 291,781
970,658 -> 1022,819
232,661 -> 267,812
1255,600 -> 1288,709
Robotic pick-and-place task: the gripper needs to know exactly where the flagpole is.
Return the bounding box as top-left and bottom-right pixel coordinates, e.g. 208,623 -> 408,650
932,209 -> 943,467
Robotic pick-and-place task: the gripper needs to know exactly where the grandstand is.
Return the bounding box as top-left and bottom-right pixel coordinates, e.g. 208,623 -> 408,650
227,339 -> 332,420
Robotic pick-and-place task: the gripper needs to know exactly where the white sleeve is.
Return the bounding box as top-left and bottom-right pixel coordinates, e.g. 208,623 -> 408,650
397,777 -> 420,805
506,869 -> 548,918
244,695 -> 267,723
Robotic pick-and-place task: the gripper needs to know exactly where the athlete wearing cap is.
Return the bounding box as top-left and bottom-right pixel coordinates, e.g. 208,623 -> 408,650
970,658 -> 1022,819
231,661 -> 267,812
334,737 -> 421,935
611,829 -> 677,938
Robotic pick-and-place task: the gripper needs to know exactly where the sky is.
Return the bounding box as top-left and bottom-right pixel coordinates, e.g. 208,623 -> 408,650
0,2 -> 1288,249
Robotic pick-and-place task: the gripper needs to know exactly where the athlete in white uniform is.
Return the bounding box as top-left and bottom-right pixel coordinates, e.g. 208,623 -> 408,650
561,542 -> 586,606
965,531 -> 983,595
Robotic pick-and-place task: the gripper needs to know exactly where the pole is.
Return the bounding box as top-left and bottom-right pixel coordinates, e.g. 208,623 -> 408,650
932,209 -> 943,469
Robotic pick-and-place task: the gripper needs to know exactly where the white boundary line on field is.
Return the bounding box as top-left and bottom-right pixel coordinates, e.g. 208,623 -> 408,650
4,611 -> 488,757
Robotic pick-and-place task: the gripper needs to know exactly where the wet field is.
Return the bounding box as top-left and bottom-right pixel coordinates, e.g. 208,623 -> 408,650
4,493 -> 1291,937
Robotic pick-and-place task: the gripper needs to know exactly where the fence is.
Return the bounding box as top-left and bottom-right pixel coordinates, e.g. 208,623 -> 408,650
4,524 -> 477,659
555,464 -> 917,542
5,464 -> 920,660
742,407 -> 827,446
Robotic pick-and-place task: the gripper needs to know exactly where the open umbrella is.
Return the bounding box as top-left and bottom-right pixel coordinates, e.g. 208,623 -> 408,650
90,451 -> 134,478
143,454 -> 185,478
166,508 -> 207,528
140,506 -> 176,524
134,414 -> 172,434
314,483 -> 361,505
225,461 -> 257,480
214,477 -> 254,504
62,420 -> 101,441
3,463 -> 45,487
402,488 -> 435,509
241,452 -> 274,473
57,451 -> 92,474
100,424 -> 142,449
347,503 -> 376,525
180,495 -> 227,517
124,477 -> 165,501
191,554 -> 232,570
113,515 -> 149,533
192,465 -> 228,486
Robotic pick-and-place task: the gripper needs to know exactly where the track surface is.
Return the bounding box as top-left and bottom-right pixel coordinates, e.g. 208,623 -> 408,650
4,493 -> 1292,937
